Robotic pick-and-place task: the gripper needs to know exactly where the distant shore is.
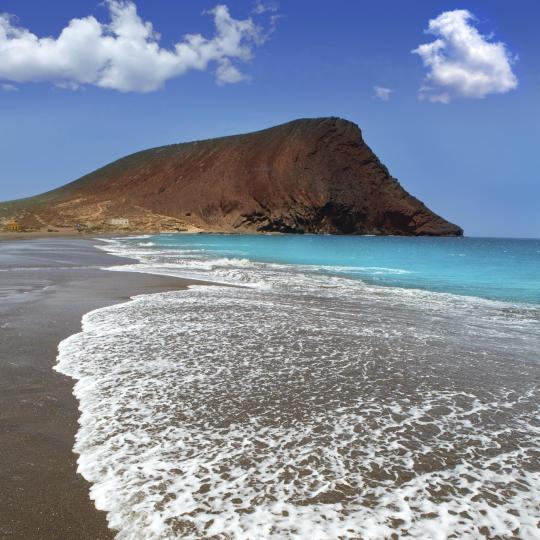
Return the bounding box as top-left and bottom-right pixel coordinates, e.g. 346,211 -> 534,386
0,238 -> 201,539
0,230 -> 144,241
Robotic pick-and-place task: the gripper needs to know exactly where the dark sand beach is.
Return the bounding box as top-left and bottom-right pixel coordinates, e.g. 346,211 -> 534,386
0,237 -> 196,539
2,235 -> 538,539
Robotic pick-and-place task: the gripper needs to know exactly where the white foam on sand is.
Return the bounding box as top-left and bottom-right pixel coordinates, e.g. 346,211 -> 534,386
56,248 -> 540,540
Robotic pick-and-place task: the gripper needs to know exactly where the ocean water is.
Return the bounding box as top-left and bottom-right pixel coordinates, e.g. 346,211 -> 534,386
110,235 -> 540,304
56,235 -> 540,539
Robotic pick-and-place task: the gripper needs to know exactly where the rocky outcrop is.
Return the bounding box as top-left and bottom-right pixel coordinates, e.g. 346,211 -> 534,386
0,117 -> 462,235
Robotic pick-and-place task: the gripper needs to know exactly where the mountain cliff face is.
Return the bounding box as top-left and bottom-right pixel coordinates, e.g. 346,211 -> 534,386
0,117 -> 462,235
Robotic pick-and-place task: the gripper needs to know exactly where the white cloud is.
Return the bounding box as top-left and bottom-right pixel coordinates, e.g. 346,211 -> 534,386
1,83 -> 18,91
0,1 -> 273,92
215,58 -> 249,84
373,86 -> 393,101
251,2 -> 281,38
412,9 -> 517,103
252,2 -> 278,15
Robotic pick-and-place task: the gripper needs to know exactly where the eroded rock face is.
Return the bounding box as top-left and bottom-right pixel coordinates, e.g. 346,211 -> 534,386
0,117 -> 462,235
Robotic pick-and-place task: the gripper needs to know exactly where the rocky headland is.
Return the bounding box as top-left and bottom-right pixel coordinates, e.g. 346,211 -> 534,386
0,117 -> 462,236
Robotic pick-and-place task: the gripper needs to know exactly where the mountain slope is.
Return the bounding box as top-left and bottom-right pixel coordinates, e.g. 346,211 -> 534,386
0,117 -> 462,235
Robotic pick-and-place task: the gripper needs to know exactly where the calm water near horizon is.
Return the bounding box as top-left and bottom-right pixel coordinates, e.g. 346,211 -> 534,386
56,234 -> 540,539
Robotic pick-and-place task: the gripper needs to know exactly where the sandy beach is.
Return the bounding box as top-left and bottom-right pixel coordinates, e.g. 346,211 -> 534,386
2,234 -> 538,539
0,237 -> 197,539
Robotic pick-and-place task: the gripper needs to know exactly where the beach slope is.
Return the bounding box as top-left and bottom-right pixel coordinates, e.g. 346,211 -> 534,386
0,238 -> 196,539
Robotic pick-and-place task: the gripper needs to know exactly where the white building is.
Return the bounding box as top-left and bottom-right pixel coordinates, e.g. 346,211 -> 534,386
108,218 -> 130,227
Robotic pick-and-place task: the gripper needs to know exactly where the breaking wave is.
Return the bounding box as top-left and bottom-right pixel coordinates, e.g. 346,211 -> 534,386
55,236 -> 540,539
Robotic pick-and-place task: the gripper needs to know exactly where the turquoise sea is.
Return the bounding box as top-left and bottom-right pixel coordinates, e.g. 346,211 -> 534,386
56,234 -> 540,539
122,234 -> 540,304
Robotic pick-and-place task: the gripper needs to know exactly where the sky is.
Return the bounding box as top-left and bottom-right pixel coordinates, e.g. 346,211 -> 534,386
0,0 -> 538,238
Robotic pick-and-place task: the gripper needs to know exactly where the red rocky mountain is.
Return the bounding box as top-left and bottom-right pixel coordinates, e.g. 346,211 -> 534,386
0,117 -> 462,235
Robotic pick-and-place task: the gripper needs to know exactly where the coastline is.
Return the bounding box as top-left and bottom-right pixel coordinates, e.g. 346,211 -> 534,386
50,235 -> 540,538
2,235 -> 539,538
0,238 -> 202,539
0,231 -> 154,241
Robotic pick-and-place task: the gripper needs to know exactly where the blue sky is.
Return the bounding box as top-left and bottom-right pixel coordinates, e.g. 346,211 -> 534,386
0,0 -> 538,237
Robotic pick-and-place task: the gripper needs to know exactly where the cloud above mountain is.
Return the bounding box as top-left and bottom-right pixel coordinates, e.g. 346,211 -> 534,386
0,1 -> 273,92
412,10 -> 517,103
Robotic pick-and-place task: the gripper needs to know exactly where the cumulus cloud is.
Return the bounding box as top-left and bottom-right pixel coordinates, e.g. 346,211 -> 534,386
412,9 -> 517,103
1,83 -> 18,91
373,86 -> 393,101
0,1 -> 273,92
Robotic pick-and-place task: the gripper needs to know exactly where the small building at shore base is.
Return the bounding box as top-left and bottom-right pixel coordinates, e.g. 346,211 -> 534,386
107,218 -> 130,227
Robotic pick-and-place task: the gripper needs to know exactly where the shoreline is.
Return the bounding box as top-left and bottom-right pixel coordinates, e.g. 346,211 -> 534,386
0,231 -> 152,241
44,236 -> 540,538
0,238 -> 204,539
2,236 -> 538,537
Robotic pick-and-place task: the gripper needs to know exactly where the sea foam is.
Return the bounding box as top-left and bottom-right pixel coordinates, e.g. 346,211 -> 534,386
56,237 -> 540,538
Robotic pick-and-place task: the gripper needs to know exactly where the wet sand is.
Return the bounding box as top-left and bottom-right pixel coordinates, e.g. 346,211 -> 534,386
0,238 -> 198,539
